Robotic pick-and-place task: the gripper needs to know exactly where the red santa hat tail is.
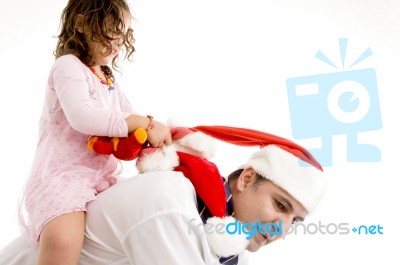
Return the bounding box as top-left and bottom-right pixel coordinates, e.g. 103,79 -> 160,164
191,125 -> 322,171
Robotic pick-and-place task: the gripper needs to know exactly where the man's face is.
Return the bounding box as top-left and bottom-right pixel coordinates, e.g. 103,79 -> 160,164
231,167 -> 308,252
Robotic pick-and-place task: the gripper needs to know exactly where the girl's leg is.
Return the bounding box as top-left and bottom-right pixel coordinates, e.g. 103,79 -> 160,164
36,211 -> 85,265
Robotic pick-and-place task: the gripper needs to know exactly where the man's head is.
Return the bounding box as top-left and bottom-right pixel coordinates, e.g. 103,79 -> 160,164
228,168 -> 308,252
228,145 -> 328,252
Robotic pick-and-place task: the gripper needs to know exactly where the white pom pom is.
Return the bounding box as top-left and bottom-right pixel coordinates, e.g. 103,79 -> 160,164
205,216 -> 249,257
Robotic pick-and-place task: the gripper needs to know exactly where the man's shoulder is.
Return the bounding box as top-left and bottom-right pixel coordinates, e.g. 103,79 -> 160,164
128,171 -> 196,196
90,171 -> 197,214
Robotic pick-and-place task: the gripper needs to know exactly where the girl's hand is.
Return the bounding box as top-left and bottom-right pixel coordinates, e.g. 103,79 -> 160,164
146,120 -> 172,148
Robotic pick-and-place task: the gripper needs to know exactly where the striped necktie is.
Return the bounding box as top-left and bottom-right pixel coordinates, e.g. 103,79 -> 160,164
197,178 -> 239,265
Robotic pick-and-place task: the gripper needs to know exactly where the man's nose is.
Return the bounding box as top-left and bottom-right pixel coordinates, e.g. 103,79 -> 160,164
274,215 -> 294,234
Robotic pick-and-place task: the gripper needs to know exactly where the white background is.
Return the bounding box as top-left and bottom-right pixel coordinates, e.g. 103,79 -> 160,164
1,0 -> 399,264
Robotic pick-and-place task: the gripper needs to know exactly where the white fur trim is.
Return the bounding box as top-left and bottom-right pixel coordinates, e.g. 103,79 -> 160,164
175,132 -> 217,159
205,216 -> 249,257
240,145 -> 328,213
136,145 -> 179,173
136,131 -> 216,173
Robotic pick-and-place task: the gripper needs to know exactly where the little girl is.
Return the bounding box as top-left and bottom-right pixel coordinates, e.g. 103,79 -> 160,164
18,0 -> 172,264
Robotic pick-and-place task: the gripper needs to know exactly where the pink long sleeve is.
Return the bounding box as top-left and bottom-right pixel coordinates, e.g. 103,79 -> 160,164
47,55 -> 132,137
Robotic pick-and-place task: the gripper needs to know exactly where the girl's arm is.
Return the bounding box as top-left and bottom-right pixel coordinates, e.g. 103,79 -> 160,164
50,55 -> 171,146
50,55 -> 130,137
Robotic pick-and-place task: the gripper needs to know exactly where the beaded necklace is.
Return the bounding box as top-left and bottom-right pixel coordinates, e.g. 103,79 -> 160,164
89,66 -> 115,91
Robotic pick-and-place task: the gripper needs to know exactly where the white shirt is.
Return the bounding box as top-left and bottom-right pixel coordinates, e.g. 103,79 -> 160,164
0,171 -> 248,265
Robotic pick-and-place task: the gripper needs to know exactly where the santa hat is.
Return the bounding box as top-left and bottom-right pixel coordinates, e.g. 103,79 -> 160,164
190,125 -> 327,214
136,125 -> 327,257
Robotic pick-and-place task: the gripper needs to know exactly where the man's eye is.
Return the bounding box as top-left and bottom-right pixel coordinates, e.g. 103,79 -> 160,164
274,200 -> 285,210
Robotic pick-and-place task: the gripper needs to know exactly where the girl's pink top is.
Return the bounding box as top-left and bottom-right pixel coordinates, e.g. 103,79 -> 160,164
19,54 -> 136,245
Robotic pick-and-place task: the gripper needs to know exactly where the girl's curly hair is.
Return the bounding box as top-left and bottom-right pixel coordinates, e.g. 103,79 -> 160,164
54,0 -> 135,80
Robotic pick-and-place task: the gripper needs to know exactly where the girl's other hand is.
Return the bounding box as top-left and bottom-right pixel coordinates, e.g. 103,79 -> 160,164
146,120 -> 172,148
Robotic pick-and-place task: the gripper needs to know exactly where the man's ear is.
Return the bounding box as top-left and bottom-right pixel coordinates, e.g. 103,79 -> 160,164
75,14 -> 84,33
236,167 -> 257,192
